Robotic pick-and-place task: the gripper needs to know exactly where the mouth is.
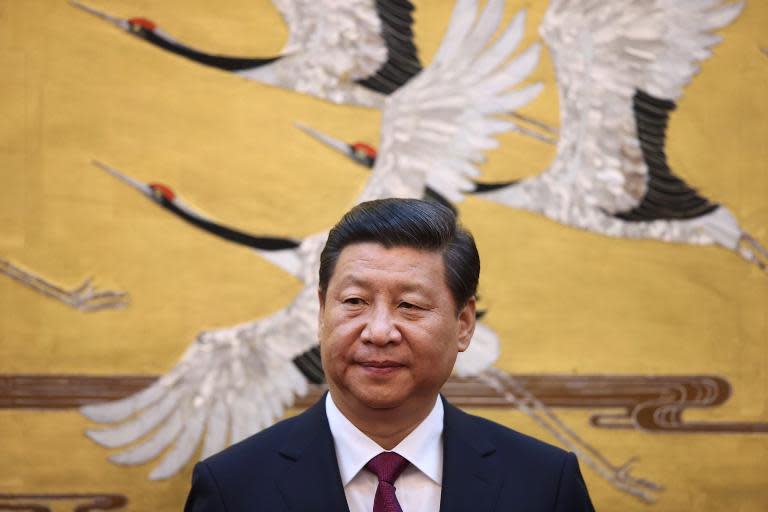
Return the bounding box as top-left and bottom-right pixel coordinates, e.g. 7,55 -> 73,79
356,360 -> 405,375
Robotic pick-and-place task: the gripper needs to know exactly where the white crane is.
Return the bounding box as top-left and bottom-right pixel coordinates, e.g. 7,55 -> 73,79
298,0 -> 765,271
70,0 -> 422,107
482,0 -> 766,268
81,0 -> 538,483
69,0 -> 557,141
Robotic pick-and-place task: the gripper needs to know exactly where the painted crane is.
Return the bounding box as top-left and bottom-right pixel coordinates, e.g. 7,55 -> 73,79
295,0 -> 766,271
489,0 -> 764,268
70,0 -> 421,107
69,0 -> 556,141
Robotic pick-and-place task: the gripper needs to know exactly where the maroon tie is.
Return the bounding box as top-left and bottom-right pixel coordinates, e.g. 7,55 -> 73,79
365,452 -> 410,512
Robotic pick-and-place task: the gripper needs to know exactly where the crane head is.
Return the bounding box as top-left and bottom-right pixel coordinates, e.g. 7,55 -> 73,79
71,1 -> 158,34
149,183 -> 176,202
350,142 -> 377,168
294,122 -> 379,169
93,160 -> 172,205
128,18 -> 157,33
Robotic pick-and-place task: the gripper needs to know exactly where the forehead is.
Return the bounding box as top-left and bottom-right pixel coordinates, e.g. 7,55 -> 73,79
330,242 -> 447,291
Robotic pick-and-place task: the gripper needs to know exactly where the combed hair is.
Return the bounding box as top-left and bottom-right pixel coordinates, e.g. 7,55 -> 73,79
319,198 -> 479,310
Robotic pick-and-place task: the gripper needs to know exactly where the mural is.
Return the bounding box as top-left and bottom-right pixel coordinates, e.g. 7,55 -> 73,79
1,0 -> 766,510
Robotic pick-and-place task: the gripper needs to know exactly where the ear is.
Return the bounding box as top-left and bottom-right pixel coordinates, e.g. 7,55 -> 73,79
317,288 -> 326,334
456,296 -> 476,352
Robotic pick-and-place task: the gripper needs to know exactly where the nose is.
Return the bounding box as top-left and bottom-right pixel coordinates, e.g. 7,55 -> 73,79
361,303 -> 402,345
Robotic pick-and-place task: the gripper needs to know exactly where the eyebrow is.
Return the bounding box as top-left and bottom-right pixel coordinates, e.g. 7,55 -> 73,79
337,275 -> 433,295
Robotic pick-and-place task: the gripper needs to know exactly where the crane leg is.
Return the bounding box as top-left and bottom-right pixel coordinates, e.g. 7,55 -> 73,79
738,233 -> 768,272
508,112 -> 558,145
0,258 -> 129,312
478,367 -> 663,503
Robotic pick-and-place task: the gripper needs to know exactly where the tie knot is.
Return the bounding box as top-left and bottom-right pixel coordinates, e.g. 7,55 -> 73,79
365,452 -> 409,484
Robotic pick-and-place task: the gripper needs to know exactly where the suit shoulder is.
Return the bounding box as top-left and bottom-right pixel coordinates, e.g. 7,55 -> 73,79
203,412 -> 304,471
185,400 -> 337,510
479,414 -> 564,455
447,401 -> 569,466
443,401 -> 595,510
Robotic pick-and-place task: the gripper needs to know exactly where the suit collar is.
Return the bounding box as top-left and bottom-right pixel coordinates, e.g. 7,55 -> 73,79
275,394 -> 350,512
439,397 -> 501,512
326,392 -> 445,486
274,394 -> 501,512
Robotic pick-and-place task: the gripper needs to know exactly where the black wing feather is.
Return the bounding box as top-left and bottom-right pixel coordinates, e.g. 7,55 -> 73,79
615,90 -> 718,222
356,0 -> 423,94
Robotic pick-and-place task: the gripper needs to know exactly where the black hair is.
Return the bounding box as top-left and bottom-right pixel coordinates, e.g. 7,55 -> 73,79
319,198 -> 479,310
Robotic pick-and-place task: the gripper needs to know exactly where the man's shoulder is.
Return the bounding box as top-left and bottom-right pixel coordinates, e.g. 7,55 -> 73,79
202,398 -> 327,476
184,399 -> 337,510
444,399 -> 568,464
442,400 -> 595,510
206,414 -> 298,464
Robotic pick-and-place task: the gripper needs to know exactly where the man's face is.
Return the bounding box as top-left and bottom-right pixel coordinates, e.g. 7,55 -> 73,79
318,242 -> 475,416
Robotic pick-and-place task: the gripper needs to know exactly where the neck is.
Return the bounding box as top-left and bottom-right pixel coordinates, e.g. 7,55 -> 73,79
329,390 -> 438,450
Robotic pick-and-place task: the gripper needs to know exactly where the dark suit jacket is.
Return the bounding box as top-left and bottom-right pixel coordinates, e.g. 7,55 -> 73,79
185,395 -> 595,511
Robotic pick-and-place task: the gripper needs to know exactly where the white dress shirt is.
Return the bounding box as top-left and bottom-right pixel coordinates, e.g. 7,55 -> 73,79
325,393 -> 444,512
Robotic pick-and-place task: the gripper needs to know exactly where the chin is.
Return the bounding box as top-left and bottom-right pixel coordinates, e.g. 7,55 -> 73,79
351,387 -> 408,411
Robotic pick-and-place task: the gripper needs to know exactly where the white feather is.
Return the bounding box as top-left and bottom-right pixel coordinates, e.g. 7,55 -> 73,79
454,322 -> 500,378
80,378 -> 166,423
472,10 -> 527,80
110,409 -> 184,465
200,399 -> 229,459
149,403 -> 208,480
358,0 -> 542,204
85,387 -> 182,448
257,0 -> 390,106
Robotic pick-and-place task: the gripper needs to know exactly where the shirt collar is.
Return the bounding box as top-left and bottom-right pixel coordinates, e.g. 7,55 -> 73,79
326,393 -> 444,486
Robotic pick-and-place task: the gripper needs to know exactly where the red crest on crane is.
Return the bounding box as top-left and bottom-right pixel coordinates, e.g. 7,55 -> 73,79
351,142 -> 377,159
128,18 -> 156,31
149,183 -> 175,201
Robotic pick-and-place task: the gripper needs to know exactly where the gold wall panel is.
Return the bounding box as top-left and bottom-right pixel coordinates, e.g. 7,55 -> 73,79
1,1 -> 766,510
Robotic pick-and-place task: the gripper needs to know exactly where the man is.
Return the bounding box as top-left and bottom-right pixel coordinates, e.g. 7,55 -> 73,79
185,198 -> 595,511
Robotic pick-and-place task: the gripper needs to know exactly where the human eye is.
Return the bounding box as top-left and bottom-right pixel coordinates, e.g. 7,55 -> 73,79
342,296 -> 365,306
398,301 -> 421,310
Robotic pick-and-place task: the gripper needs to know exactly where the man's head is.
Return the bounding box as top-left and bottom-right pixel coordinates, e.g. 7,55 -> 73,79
319,198 -> 480,311
317,198 -> 479,422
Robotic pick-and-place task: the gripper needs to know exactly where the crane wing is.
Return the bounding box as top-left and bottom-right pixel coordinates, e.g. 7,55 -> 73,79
80,233 -> 329,479
540,0 -> 744,214
453,321 -> 500,378
271,0 -> 421,97
81,303 -> 316,479
354,0 -> 423,94
356,0 -> 543,204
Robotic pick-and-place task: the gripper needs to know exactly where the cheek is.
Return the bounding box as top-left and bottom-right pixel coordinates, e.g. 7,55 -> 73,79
410,324 -> 460,362
321,315 -> 363,357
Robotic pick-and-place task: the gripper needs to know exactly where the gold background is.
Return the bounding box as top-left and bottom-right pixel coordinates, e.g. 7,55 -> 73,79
0,0 -> 766,510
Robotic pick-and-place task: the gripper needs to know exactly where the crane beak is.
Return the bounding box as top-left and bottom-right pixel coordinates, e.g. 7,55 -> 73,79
92,160 -> 153,197
70,0 -> 130,31
294,122 -> 354,160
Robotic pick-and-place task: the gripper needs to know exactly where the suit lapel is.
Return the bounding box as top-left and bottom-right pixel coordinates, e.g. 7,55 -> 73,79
273,395 -> 502,511
275,395 -> 350,512
439,399 -> 501,512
